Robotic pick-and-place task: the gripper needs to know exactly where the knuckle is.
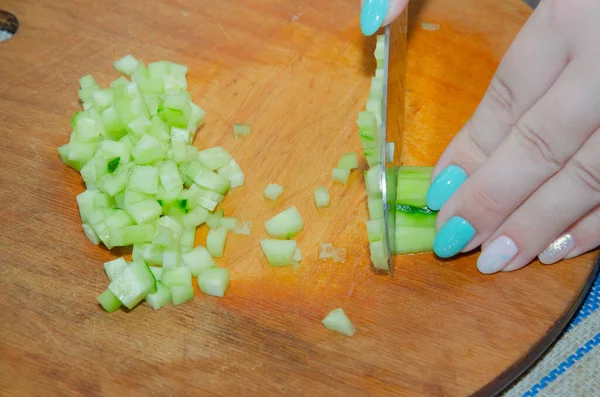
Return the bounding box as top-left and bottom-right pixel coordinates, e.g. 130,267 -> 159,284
513,119 -> 563,172
465,125 -> 493,159
467,185 -> 505,224
548,0 -> 593,25
485,75 -> 517,123
569,157 -> 600,195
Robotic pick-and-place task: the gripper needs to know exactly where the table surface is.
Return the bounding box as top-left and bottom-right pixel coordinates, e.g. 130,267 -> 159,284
0,0 -> 598,396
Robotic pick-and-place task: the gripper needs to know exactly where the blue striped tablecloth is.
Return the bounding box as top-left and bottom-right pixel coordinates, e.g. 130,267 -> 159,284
502,263 -> 600,396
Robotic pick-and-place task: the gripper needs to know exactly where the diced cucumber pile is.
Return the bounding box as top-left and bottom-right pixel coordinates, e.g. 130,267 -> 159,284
59,55 -> 250,311
358,35 -> 438,271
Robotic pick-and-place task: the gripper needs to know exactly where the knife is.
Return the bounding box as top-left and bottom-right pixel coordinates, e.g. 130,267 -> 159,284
380,10 -> 408,275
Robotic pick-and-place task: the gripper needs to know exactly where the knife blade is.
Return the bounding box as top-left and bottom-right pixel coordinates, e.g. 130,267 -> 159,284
380,10 -> 408,275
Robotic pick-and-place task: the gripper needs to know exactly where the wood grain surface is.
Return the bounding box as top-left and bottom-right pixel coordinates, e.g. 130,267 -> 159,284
0,0 -> 597,396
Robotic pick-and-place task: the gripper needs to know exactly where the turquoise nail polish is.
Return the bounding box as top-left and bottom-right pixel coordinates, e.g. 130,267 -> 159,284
426,165 -> 467,211
433,216 -> 476,259
360,0 -> 390,36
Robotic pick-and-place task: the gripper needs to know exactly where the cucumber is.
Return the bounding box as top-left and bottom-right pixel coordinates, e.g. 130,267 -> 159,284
97,289 -> 122,312
337,152 -> 359,170
322,308 -> 356,337
161,267 -> 192,287
108,260 -> 156,310
197,146 -> 231,170
181,246 -> 215,276
170,284 -> 195,306
264,183 -> 283,201
331,168 -> 350,185
104,257 -> 128,281
197,267 -> 230,298
314,186 -> 330,209
206,227 -> 227,258
145,281 -> 171,310
264,206 -> 304,239
260,240 -> 297,267
233,123 -> 251,137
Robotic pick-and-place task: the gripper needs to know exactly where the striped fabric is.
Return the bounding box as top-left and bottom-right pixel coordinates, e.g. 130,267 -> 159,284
501,267 -> 600,396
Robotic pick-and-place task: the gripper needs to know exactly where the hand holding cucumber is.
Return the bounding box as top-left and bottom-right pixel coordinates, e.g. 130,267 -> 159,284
361,0 -> 600,273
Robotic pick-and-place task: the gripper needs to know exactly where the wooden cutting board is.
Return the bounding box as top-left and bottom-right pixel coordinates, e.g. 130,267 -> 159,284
0,0 -> 597,396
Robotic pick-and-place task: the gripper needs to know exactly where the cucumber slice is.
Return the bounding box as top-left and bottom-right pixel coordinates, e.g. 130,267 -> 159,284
82,223 -> 101,245
206,208 -> 224,229
113,54 -> 140,76
97,289 -> 122,312
314,186 -> 330,209
79,74 -> 97,88
264,206 -> 304,239
133,243 -> 163,265
367,197 -> 384,220
221,217 -> 238,231
197,267 -> 230,298
162,247 -> 181,269
337,152 -> 358,170
217,159 -> 244,189
331,168 -> 350,185
180,228 -> 195,253
58,144 -> 85,171
365,167 -> 382,197
206,227 -> 227,258
104,257 -> 128,281
185,161 -> 230,194
264,184 -> 283,201
125,199 -> 162,224
161,267 -> 192,287
145,281 -> 171,310
396,166 -> 434,207
366,218 -> 385,242
108,260 -> 156,310
170,284 -> 195,306
158,160 -> 183,194
260,239 -> 297,267
149,266 -> 163,281
109,224 -> 156,246
132,134 -> 167,165
182,206 -> 209,229
369,240 -> 388,270
181,246 -> 215,276
197,146 -> 231,170
322,308 -> 356,337
293,247 -> 302,263
128,165 -> 159,194
233,123 -> 251,137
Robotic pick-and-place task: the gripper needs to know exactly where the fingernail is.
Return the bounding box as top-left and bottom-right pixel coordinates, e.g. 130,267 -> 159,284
477,236 -> 518,274
360,0 -> 390,36
426,165 -> 467,211
433,216 -> 476,258
538,233 -> 575,265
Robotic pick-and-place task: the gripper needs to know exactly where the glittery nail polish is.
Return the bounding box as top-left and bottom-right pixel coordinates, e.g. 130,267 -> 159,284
538,234 -> 575,265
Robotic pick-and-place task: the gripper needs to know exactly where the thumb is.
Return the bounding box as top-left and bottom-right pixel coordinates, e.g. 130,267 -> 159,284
361,0 -> 409,36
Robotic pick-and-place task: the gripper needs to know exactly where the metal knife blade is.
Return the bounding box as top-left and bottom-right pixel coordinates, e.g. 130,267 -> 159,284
380,10 -> 408,275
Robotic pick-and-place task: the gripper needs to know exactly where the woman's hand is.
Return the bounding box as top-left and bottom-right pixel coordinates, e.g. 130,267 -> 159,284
361,0 -> 600,273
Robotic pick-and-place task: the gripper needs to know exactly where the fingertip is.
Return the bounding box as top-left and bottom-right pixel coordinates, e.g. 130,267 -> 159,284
360,0 -> 408,36
382,0 -> 409,26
